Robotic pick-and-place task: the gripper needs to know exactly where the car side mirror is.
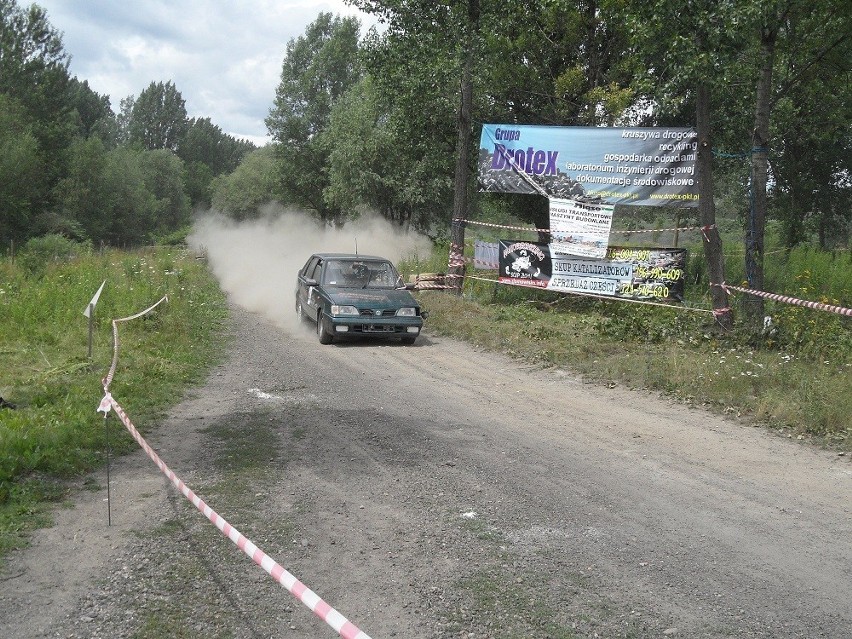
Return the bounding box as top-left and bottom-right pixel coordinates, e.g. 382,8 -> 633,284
304,277 -> 318,287
399,282 -> 416,291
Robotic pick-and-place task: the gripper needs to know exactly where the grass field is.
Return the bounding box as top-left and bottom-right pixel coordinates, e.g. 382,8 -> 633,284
0,239 -> 228,559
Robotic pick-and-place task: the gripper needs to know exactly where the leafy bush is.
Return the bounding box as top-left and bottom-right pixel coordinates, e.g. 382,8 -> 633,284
16,234 -> 90,275
154,225 -> 193,246
594,304 -> 707,344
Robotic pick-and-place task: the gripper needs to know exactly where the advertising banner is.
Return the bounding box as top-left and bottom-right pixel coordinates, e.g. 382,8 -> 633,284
499,241 -> 687,302
549,198 -> 615,258
479,125 -> 699,207
498,241 -> 552,288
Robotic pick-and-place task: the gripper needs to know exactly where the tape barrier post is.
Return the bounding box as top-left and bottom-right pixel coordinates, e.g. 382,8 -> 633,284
98,298 -> 373,639
105,413 -> 111,526
88,303 -> 94,359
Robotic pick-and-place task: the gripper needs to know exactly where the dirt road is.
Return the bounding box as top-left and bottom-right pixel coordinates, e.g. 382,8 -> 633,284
1,303 -> 850,638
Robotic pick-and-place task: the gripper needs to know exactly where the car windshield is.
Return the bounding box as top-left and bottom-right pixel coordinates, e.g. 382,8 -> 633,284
322,259 -> 401,289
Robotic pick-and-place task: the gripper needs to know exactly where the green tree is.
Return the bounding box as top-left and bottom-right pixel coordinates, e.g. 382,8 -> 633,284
210,146 -> 279,220
52,135 -> 109,240
323,75 -> 420,227
714,0 -> 852,322
479,1 -> 637,127
0,0 -> 73,208
754,2 -> 852,250
178,117 -> 256,207
351,0 -> 641,240
265,12 -> 362,224
618,0 -> 850,325
116,94 -> 134,145
56,139 -> 189,245
183,161 -> 214,210
100,146 -> 159,245
351,1 -> 469,235
139,148 -> 191,237
179,117 -> 254,176
0,94 -> 42,242
58,145 -> 188,247
612,0 -> 762,327
128,80 -> 188,152
67,78 -> 117,145
0,1 -> 68,107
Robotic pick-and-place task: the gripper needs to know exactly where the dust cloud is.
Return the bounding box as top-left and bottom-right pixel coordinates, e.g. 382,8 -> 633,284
187,204 -> 433,332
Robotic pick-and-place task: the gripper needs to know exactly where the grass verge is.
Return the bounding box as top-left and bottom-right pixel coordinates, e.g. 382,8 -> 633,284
0,244 -> 228,562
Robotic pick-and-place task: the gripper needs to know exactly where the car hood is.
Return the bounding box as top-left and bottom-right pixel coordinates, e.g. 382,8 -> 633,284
325,288 -> 418,309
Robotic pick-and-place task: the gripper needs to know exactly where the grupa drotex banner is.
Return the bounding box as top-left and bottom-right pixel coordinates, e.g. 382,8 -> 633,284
499,241 -> 687,303
479,125 -> 699,207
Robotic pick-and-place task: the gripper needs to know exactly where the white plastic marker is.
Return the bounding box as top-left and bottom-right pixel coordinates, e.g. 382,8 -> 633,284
83,279 -> 107,358
99,298 -> 373,639
83,279 -> 106,318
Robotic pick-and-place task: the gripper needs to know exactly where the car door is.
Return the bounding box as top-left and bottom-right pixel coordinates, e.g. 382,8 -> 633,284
303,257 -> 324,317
297,256 -> 321,315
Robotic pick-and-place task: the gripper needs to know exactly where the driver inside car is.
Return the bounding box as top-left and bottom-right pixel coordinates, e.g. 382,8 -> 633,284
348,262 -> 370,285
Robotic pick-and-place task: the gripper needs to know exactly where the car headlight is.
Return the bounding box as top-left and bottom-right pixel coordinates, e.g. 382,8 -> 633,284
331,305 -> 359,316
396,307 -> 417,317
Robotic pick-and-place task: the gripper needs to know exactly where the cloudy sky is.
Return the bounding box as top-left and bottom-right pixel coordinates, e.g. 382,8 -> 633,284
36,0 -> 375,145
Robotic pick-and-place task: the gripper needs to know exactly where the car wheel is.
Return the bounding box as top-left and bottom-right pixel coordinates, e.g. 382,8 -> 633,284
401,336 -> 416,345
317,312 -> 334,344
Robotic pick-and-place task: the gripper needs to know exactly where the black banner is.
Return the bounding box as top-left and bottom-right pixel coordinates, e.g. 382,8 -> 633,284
499,241 -> 686,303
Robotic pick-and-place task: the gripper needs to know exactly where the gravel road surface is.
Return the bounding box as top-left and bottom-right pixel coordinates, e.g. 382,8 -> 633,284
1,302 -> 850,638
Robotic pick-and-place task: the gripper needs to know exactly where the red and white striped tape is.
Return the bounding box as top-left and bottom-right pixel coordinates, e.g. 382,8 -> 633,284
713,282 -> 852,317
97,394 -> 372,639
473,259 -> 499,269
99,298 -> 373,639
452,218 -> 708,236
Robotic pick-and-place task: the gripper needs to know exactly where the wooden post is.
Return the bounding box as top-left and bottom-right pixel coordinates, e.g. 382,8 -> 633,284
696,83 -> 733,330
673,211 -> 681,248
448,0 -> 480,295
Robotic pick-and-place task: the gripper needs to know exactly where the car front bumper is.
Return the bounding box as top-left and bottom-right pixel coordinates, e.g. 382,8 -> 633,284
328,315 -> 423,336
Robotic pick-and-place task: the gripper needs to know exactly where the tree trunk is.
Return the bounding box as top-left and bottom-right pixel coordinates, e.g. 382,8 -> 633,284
696,84 -> 733,330
448,0 -> 480,295
746,30 -> 776,325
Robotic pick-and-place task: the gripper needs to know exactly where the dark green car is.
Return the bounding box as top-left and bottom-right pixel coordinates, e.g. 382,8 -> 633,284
295,253 -> 425,345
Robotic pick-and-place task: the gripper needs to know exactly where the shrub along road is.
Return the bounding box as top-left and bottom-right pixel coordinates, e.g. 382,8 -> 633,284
1,303 -> 850,638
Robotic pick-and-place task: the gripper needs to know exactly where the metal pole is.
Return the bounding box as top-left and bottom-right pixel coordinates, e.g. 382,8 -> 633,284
106,417 -> 112,526
87,303 -> 94,359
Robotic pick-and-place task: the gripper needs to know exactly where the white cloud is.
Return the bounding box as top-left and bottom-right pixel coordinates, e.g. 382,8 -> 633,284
37,0 -> 375,144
